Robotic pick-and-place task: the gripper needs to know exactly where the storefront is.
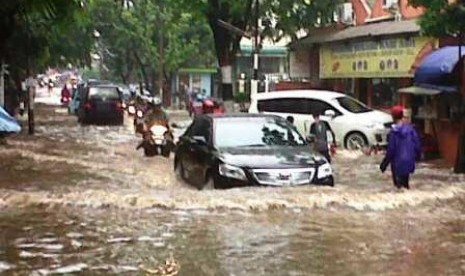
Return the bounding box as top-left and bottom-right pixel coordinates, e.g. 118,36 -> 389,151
319,35 -> 436,110
399,46 -> 465,167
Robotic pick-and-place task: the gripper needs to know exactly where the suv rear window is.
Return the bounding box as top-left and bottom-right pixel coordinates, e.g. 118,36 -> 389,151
88,87 -> 120,100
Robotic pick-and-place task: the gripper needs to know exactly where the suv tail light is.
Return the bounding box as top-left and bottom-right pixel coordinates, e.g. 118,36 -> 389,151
115,101 -> 123,110
84,102 -> 92,110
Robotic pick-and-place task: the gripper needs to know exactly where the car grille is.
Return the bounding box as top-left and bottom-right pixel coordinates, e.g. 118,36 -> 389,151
252,168 -> 315,186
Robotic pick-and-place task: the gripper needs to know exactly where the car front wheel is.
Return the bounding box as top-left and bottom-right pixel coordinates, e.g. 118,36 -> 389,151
345,132 -> 368,150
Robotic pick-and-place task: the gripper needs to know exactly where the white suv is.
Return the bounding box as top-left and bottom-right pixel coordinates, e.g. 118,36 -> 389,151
249,90 -> 393,149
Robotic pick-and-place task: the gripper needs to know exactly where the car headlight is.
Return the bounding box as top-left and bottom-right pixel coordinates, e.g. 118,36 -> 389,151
219,164 -> 247,181
128,106 -> 136,114
317,162 -> 332,179
136,110 -> 144,118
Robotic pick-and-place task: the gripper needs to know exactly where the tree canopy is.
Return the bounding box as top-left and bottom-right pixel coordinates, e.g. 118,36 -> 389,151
0,0 -> 341,96
0,0 -> 89,86
409,0 -> 465,38
186,0 -> 341,99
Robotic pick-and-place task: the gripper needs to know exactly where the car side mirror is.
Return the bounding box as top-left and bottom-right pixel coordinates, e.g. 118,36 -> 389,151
193,136 -> 207,145
324,110 -> 336,118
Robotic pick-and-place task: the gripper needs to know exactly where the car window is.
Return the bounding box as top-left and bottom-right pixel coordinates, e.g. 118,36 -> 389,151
214,117 -> 305,148
307,99 -> 341,116
257,98 -> 308,114
88,87 -> 120,100
336,96 -> 371,113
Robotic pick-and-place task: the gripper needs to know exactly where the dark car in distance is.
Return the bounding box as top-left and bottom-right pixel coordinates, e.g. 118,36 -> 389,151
174,114 -> 334,190
77,84 -> 124,125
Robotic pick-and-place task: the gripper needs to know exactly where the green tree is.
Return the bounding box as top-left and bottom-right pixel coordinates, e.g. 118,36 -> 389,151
0,0 -> 90,87
409,0 -> 465,39
90,0 -> 215,95
187,0 -> 340,100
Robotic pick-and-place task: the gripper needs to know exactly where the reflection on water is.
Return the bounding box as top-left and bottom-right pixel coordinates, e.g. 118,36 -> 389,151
0,204 -> 464,275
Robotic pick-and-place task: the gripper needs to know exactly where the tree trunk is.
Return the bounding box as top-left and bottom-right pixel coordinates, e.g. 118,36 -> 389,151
134,52 -> 149,92
206,0 -> 253,101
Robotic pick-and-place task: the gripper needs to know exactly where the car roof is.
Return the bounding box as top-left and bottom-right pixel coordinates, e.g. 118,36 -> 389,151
252,90 -> 346,101
91,84 -> 119,88
200,113 -> 283,120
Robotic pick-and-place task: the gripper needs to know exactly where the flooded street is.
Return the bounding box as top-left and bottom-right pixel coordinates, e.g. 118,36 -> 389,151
1,103 -> 465,275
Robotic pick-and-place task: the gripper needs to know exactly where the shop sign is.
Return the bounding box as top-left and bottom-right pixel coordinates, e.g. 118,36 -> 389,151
320,36 -> 435,79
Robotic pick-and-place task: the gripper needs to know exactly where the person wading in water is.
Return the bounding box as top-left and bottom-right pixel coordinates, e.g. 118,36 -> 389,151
309,112 -> 336,163
380,105 -> 421,189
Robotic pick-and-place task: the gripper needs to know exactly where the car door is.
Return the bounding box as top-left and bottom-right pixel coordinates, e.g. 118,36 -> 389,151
182,117 -> 212,186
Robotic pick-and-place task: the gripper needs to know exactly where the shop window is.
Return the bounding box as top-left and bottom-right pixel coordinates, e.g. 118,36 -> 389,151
191,74 -> 202,92
372,78 -> 398,108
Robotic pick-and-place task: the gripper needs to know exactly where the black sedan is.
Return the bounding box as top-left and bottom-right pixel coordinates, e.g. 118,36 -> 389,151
174,114 -> 334,190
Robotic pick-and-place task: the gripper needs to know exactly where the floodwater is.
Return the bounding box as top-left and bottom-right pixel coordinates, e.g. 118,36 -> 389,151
1,103 -> 465,275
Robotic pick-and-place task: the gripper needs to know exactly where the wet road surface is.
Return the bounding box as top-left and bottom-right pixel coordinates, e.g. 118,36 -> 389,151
1,103 -> 465,275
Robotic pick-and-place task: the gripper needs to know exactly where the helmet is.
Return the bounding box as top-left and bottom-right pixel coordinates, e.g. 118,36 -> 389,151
203,99 -> 214,108
148,97 -> 162,106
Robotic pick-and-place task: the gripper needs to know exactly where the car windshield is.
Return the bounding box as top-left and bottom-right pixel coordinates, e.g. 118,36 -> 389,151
336,96 -> 372,113
89,87 -> 120,100
214,117 -> 306,148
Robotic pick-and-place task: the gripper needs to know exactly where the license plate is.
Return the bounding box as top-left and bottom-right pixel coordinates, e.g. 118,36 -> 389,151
154,139 -> 163,145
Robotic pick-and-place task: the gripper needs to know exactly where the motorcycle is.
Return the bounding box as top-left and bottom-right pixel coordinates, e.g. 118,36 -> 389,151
189,95 -> 225,117
137,121 -> 174,157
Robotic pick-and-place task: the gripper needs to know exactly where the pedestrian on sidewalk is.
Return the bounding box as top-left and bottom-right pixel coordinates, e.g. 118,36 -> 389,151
380,105 -> 421,189
309,112 -> 336,163
48,78 -> 54,96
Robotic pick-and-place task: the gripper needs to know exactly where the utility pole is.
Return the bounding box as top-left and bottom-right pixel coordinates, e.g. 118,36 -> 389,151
26,17 -> 34,135
0,62 -> 7,108
158,13 -> 164,102
251,0 -> 260,98
454,29 -> 465,173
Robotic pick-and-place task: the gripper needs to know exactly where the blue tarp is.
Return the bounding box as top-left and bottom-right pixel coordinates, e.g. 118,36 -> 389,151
0,106 -> 21,133
414,46 -> 465,91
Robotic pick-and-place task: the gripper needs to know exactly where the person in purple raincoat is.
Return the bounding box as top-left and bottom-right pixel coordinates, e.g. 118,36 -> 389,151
380,106 -> 421,189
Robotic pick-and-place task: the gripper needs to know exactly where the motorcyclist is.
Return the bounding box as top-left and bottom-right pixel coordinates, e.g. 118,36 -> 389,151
143,97 -> 169,129
138,96 -> 174,154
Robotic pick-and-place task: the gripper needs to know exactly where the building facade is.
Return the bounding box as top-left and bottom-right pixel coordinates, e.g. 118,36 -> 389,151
289,0 -> 463,167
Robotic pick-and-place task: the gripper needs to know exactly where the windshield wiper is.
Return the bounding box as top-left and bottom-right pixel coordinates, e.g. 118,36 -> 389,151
237,144 -> 267,148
